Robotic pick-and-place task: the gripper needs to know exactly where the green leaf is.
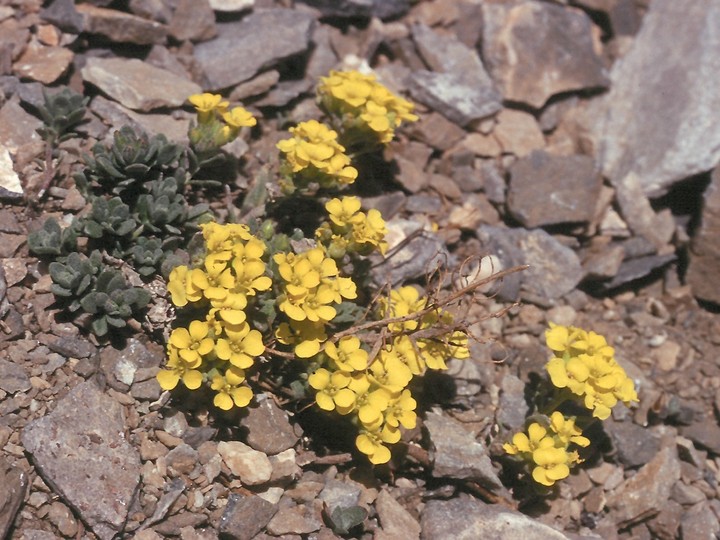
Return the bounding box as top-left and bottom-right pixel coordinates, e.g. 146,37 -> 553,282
91,316 -> 108,337
329,506 -> 367,535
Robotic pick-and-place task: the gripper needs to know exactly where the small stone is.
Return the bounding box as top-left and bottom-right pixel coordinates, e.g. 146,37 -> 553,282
218,441 -> 272,485
319,479 -> 361,511
47,501 -> 78,537
680,502 -> 720,540
208,0 -> 254,11
76,4 -> 168,45
0,359 -> 31,394
166,443 -> 199,475
239,393 -> 300,455
168,0 -> 216,42
219,493 -> 278,540
687,166 -> 720,305
266,505 -> 322,536
493,109 -> 544,157
420,495 -> 570,539
82,57 -> 201,112
605,420 -> 661,468
13,43 -> 73,84
599,253 -> 676,291
0,456 -> 28,539
681,418 -> 720,455
424,410 -> 501,489
410,111 -> 465,152
408,70 -> 502,127
269,449 -> 301,483
21,381 -> 141,540
647,500 -> 683,540
393,155 -> 427,193
482,1 -> 608,109
193,9 -> 314,91
607,446 -> 681,528
40,0 -> 84,33
460,132 -> 502,158
297,0 -> 409,20
652,340 -> 681,371
375,490 -> 420,540
496,374 -> 528,432
507,150 -> 601,228
39,333 -> 96,359
0,99 -> 42,153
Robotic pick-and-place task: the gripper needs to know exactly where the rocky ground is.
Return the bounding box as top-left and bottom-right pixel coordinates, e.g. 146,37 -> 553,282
1,0 -> 720,538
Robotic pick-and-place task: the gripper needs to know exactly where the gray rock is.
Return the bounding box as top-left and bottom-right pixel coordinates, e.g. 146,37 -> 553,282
0,358 -> 31,394
476,226 -> 584,301
193,9 -> 315,91
39,333 -> 96,359
412,23 -> 496,92
647,500 -> 683,540
606,420 -> 661,468
482,1 -> 608,109
82,57 -> 201,112
0,456 -> 28,539
597,253 -> 676,291
219,493 -> 278,540
0,144 -> 22,200
589,0 -> 720,196
99,337 -> 165,392
420,495 -> 570,540
376,489 -> 421,540
686,166 -> 720,304
507,150 -> 601,227
240,393 -> 300,455
168,0 -> 216,42
496,374 -> 528,432
143,478 -> 185,528
76,4 -> 168,45
0,98 -> 42,153
319,479 -> 361,511
40,0 -> 84,33
424,410 -> 501,489
21,381 -> 141,540
681,418 -> 720,455
266,505 -> 322,536
208,0 -> 254,12
297,0 -> 409,20
680,502 -> 720,540
607,446 -> 681,528
408,70 -> 502,127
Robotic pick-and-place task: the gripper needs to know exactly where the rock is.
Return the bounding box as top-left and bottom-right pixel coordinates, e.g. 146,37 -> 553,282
208,0 -> 254,12
597,253 -> 676,292
0,358 -> 31,394
0,456 -> 28,539
582,240 -> 626,281
253,78 -> 313,108
240,393 -> 300,455
605,420 -> 661,468
686,166 -> 720,305
319,479 -> 361,511
606,446 -> 681,528
680,502 -> 720,540
168,0 -> 216,42
38,333 -> 96,359
269,448 -> 301,483
40,0 -> 84,33
219,493 -> 278,540
218,441 -> 272,485
166,443 -> 199,475
420,495 -> 570,539
496,374 -> 528,432
507,150 -> 601,227
82,57 -> 201,112
424,410 -> 502,489
375,489 -> 421,540
297,0 -> 409,20
681,418 -> 720,455
482,1 -> 608,109
408,70 -> 502,127
393,155 -> 427,193
374,219 -> 452,286
493,109 -> 544,157
21,381 -> 141,540
99,337 -> 164,392
76,4 -> 168,45
647,500 -> 683,540
410,112 -> 465,152
13,43 -> 73,84
193,9 -> 315,91
0,144 -> 21,199
0,99 -> 42,153
476,225 -> 584,301
47,501 -> 79,537
589,0 -> 720,196
266,505 -> 322,536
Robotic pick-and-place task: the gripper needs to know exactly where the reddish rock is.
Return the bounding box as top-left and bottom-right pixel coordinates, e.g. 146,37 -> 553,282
77,4 -> 167,45
687,166 -> 720,305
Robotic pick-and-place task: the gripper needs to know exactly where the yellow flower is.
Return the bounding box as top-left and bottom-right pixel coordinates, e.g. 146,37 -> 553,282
211,366 -> 253,410
370,352 -> 412,392
384,389 -> 417,429
308,368 -> 355,412
189,92 -> 228,123
355,427 -> 394,465
531,446 -> 571,486
503,423 -> 553,456
325,337 -> 368,371
275,320 -> 328,358
549,412 -> 590,448
222,106 -> 256,129
169,320 -> 214,365
326,196 -> 362,228
156,347 -> 203,391
215,322 -> 264,369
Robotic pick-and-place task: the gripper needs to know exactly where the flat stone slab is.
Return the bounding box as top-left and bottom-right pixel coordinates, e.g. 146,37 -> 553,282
589,0 -> 720,196
82,57 -> 201,112
21,381 -> 141,540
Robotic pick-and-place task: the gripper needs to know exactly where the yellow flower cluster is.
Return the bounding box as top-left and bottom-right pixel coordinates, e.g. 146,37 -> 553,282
317,70 -> 418,144
503,412 -> 589,486
273,246 -> 358,358
316,196 -> 388,257
188,92 -> 256,150
377,286 -> 470,374
545,323 -> 638,420
157,222 -> 270,410
308,336 -> 417,465
276,120 -> 358,189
